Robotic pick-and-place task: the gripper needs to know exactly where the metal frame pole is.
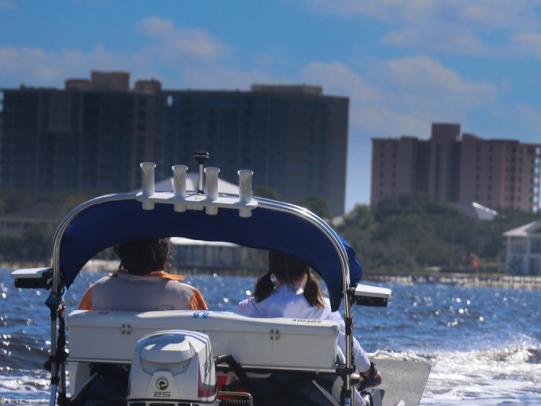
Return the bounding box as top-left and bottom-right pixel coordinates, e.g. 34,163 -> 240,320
48,193 -> 355,405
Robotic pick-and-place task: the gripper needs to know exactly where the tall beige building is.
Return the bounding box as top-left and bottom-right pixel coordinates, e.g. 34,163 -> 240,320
371,123 -> 541,212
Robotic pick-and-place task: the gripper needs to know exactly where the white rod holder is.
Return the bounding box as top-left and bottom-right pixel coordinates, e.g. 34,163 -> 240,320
238,169 -> 253,203
172,164 -> 188,212
205,167 -> 220,215
140,162 -> 156,210
238,169 -> 253,218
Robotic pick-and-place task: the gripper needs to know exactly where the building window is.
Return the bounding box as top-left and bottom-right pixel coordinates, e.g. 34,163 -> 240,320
532,237 -> 541,254
530,257 -> 540,275
510,237 -> 526,254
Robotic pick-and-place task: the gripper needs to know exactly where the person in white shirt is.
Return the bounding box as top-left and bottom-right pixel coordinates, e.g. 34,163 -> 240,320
237,251 -> 381,405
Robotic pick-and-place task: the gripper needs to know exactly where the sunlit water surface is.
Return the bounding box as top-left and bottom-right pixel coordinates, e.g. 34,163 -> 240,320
1,270 -> 540,405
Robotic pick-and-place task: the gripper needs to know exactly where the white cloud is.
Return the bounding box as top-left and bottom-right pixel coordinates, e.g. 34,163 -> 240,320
137,15 -> 176,38
0,46 -> 124,84
517,105 -> 541,135
386,57 -> 496,99
297,0 -> 541,56
381,28 -> 487,55
137,16 -> 228,61
297,58 -> 496,137
513,32 -> 541,60
0,0 -> 16,11
301,61 -> 380,102
0,17 -> 232,87
300,0 -> 540,29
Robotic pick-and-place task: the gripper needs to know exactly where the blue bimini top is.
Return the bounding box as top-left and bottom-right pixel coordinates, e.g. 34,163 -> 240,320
57,196 -> 363,311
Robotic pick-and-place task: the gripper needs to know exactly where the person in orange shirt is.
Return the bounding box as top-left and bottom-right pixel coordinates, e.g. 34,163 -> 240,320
79,238 -> 207,311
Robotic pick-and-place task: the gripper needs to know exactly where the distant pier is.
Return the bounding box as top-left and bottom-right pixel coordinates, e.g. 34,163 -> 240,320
366,273 -> 541,290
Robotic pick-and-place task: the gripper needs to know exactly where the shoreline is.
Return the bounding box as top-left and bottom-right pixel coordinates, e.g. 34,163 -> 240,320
366,272 -> 541,290
3,261 -> 541,290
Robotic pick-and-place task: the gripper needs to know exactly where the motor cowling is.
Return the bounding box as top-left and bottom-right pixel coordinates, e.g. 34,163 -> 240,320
128,330 -> 217,406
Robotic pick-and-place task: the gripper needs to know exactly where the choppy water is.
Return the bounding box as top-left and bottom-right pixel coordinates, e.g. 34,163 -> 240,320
1,270 -> 540,405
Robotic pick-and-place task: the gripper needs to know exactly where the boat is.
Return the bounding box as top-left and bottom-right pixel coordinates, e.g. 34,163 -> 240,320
11,156 -> 430,406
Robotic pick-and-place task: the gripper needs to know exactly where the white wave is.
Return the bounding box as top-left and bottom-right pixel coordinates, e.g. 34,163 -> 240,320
368,337 -> 541,405
420,338 -> 541,405
371,349 -> 430,362
0,370 -> 49,404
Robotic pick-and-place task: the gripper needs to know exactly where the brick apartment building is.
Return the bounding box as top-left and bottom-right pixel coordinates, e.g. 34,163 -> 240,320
371,123 -> 541,212
0,71 -> 349,216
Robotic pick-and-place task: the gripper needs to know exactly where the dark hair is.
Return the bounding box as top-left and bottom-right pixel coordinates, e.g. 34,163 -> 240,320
253,251 -> 324,308
114,238 -> 170,275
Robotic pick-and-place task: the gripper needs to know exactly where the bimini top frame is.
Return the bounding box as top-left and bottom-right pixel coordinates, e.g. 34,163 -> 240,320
45,161 -> 363,406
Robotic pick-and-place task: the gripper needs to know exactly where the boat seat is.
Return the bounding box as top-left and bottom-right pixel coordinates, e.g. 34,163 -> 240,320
67,310 -> 340,372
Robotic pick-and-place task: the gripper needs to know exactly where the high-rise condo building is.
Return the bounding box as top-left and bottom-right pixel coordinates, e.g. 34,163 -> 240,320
371,123 -> 541,212
0,71 -> 349,216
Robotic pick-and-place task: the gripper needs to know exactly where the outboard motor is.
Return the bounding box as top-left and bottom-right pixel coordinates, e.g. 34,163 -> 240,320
128,330 -> 217,406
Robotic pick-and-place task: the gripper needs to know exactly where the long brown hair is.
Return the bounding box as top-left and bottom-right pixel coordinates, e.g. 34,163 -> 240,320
253,251 -> 324,308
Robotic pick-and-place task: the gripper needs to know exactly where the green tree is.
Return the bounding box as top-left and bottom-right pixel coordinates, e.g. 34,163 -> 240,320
254,186 -> 280,200
337,195 -> 534,274
57,192 -> 92,217
296,197 -> 330,219
0,190 -> 32,215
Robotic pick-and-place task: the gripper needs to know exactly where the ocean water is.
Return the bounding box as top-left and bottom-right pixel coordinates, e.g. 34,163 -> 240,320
1,270 -> 540,405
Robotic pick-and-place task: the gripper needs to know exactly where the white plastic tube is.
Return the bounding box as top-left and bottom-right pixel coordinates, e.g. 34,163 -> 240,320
172,164 -> 188,212
205,167 -> 220,215
140,162 -> 156,210
238,169 -> 253,218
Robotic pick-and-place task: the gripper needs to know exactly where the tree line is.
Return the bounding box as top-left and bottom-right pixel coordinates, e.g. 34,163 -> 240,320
0,189 -> 538,273
0,191 -> 90,263
336,196 -> 538,274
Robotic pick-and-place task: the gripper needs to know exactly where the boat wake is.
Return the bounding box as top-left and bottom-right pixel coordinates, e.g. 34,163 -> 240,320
374,336 -> 541,405
0,368 -> 49,405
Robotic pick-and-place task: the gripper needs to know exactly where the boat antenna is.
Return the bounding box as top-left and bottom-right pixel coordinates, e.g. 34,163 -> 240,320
193,151 -> 209,194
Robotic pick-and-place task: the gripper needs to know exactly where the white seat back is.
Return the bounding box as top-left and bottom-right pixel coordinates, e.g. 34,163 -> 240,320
67,310 -> 339,372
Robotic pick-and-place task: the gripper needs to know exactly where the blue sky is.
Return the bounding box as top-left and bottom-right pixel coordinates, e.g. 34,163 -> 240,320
1,0 -> 541,210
